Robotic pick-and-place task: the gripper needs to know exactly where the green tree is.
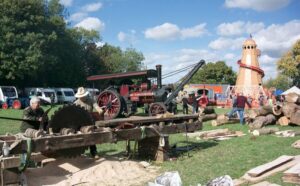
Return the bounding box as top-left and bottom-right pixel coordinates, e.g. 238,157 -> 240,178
97,44 -> 144,73
277,39 -> 300,86
0,0 -> 54,82
263,74 -> 290,90
190,61 -> 236,85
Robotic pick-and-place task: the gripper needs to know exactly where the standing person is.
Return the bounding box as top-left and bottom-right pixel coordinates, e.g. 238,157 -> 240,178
229,92 -> 251,124
191,92 -> 198,114
20,97 -> 47,132
182,91 -> 189,114
258,93 -> 264,107
74,87 -> 104,158
227,93 -> 238,118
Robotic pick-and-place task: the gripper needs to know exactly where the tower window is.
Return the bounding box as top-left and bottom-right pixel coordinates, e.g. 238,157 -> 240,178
247,46 -> 250,49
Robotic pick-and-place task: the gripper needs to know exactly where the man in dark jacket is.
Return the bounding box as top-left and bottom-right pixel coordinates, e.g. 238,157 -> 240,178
20,96 -> 45,132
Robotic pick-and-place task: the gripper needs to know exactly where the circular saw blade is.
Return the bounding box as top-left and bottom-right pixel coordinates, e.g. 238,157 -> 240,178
45,104 -> 94,158
49,104 -> 94,133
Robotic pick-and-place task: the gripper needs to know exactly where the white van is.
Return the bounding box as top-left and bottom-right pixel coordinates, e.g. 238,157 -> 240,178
54,88 -> 76,103
25,88 -> 58,104
86,88 -> 100,100
0,86 -> 18,102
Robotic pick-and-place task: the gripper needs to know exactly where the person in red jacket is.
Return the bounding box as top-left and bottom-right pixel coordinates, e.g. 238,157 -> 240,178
228,92 -> 251,124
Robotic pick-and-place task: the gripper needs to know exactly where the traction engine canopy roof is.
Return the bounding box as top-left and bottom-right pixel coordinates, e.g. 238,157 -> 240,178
87,69 -> 158,81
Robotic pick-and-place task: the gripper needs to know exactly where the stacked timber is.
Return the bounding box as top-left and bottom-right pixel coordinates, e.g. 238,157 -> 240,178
248,92 -> 300,129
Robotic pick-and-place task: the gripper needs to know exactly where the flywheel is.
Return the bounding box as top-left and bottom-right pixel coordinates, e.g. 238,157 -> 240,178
45,104 -> 94,158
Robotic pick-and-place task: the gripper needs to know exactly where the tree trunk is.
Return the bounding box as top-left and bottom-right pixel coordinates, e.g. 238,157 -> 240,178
252,127 -> 279,136
199,106 -> 215,114
211,114 -> 240,126
285,93 -> 299,103
282,103 -> 300,118
249,114 -> 276,129
277,116 -> 290,126
249,105 -> 282,118
290,110 -> 300,125
201,113 -> 217,122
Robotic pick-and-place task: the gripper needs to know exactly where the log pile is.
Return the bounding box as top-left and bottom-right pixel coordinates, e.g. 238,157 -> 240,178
248,93 -> 300,129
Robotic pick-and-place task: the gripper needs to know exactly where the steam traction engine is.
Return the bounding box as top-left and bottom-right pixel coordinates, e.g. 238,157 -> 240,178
87,60 -> 205,120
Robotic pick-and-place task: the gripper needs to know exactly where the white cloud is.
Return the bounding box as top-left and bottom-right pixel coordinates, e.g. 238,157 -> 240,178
143,49 -> 218,83
217,21 -> 265,36
145,23 -> 181,41
144,53 -> 171,66
75,17 -> 105,31
144,22 -> 207,41
83,2 -> 103,12
254,20 -> 300,57
224,53 -> 236,60
209,37 -> 245,50
118,32 -> 126,42
181,23 -> 207,39
60,0 -> 73,7
96,41 -> 105,47
69,12 -> 88,22
117,30 -> 137,44
258,54 -> 279,80
224,0 -> 291,11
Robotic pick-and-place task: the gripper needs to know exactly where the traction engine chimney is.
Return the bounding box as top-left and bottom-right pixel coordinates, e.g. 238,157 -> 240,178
156,64 -> 162,89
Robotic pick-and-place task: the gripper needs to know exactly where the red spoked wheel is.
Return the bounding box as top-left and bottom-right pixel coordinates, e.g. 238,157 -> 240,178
12,100 -> 21,109
97,90 -> 123,120
149,102 -> 167,116
2,103 -> 8,109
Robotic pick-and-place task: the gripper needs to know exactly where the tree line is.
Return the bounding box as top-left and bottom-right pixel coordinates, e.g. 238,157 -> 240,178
0,0 -> 144,88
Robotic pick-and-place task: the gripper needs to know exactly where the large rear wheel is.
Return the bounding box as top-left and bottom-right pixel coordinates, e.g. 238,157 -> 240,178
97,90 -> 124,120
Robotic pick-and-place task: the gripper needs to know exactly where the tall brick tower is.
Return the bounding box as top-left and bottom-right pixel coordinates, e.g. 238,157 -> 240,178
235,37 -> 265,99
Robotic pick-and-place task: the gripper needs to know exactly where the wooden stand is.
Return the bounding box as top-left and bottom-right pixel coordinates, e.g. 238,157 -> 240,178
138,135 -> 170,162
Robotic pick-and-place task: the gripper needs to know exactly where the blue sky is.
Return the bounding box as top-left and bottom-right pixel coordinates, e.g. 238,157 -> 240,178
61,0 -> 300,83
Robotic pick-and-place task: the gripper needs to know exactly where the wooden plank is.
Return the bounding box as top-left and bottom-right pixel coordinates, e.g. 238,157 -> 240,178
283,162 -> 300,177
247,155 -> 294,177
242,155 -> 300,183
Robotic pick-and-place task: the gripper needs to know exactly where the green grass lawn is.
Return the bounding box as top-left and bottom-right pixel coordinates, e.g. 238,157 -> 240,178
0,107 -> 299,185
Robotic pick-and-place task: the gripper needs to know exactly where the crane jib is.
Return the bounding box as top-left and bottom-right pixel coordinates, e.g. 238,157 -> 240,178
164,60 -> 205,105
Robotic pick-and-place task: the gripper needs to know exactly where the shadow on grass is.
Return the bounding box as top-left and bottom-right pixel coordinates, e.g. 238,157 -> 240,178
169,140 -> 218,158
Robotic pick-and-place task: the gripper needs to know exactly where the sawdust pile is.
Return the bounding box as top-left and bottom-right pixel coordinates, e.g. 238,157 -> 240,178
25,157 -> 159,186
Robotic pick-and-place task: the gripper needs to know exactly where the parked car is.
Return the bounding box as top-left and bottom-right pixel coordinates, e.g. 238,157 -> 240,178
0,86 -> 22,109
54,88 -> 76,103
0,86 -> 18,102
25,88 -> 58,104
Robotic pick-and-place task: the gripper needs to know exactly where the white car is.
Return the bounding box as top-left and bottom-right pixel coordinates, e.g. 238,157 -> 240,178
54,88 -> 76,103
0,86 -> 18,102
25,88 -> 58,104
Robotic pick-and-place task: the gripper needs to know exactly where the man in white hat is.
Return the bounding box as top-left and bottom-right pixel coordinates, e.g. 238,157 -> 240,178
74,87 -> 103,114
74,87 -> 104,158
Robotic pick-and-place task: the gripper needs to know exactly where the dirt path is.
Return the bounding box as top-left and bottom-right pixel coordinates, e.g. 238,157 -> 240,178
25,156 -> 159,186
